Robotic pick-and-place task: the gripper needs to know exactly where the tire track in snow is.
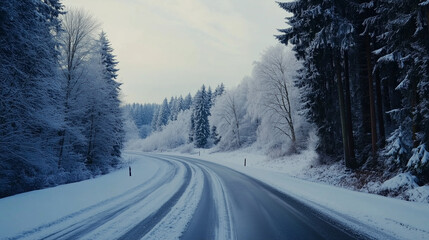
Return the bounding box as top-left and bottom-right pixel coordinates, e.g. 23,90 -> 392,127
16,156 -> 179,240
163,154 -> 375,240
161,155 -> 235,240
140,158 -> 204,240
117,158 -> 193,240
179,166 -> 217,240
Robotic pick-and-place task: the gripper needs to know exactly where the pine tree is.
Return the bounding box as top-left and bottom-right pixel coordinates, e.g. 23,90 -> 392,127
211,125 -> 221,145
373,0 -> 429,179
277,0 -> 357,168
192,86 -> 211,148
84,31 -> 123,172
170,95 -> 184,121
207,86 -> 213,109
188,112 -> 195,143
157,98 -> 171,130
151,106 -> 160,132
168,97 -> 176,121
214,83 -> 226,99
183,93 -> 193,110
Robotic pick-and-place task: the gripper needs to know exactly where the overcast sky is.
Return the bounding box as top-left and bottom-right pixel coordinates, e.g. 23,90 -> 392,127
62,0 -> 287,104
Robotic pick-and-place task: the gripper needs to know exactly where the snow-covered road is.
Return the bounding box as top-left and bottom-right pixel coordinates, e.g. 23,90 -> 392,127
1,152 -> 425,239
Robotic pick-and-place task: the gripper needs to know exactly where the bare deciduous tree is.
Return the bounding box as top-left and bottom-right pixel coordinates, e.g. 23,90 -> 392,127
221,93 -> 241,147
255,45 -> 298,149
57,8 -> 100,168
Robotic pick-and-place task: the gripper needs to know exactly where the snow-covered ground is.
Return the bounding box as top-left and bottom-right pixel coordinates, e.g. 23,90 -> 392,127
0,153 -> 197,239
171,148 -> 429,240
179,146 -> 429,203
1,149 -> 429,240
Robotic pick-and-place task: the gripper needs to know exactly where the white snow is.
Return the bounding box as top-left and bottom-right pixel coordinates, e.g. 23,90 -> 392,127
142,156 -> 204,240
379,173 -> 419,191
407,144 -> 429,169
171,148 -> 429,240
1,150 -> 429,240
0,152 -> 179,239
79,156 -> 188,240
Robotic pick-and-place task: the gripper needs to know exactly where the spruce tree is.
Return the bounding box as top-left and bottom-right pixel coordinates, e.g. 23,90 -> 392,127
277,0 -> 357,168
192,86 -> 211,148
183,93 -> 193,110
374,0 -> 429,179
157,98 -> 171,130
94,31 -> 124,170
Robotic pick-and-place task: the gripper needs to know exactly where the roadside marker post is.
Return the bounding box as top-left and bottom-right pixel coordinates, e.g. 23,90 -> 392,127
244,158 -> 246,166
129,166 -> 132,176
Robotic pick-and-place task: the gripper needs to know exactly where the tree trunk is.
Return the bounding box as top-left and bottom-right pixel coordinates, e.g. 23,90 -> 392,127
375,68 -> 385,147
335,54 -> 352,168
86,113 -> 95,165
343,51 -> 357,168
358,38 -> 371,149
411,78 -> 420,148
365,34 -> 378,159
58,76 -> 71,169
382,72 -> 392,126
58,130 -> 65,169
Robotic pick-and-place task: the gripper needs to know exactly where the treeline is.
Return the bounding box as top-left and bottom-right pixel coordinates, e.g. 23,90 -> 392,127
277,1 -> 429,182
131,46 -> 308,156
125,84 -> 225,147
123,103 -> 158,138
0,1 -> 124,197
152,94 -> 194,132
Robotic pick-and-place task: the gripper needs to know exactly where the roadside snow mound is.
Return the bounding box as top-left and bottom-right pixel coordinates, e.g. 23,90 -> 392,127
405,185 -> 429,203
377,173 -> 429,202
379,173 -> 419,191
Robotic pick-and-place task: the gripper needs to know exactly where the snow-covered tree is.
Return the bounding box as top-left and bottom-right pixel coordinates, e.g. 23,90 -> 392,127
212,92 -> 242,148
124,103 -> 159,138
83,32 -> 124,173
183,93 -> 193,110
134,110 -> 193,152
57,8 -> 100,169
213,83 -> 226,100
0,0 -> 64,197
211,125 -> 221,145
192,86 -> 211,148
254,45 -> 300,149
0,2 -> 126,197
210,80 -> 260,150
156,98 -> 171,130
277,0 -> 357,167
169,96 -> 184,121
207,86 -> 213,109
374,0 -> 429,179
151,106 -> 160,132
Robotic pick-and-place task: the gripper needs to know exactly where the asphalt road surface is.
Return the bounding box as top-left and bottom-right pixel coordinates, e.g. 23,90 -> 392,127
166,155 -> 368,240
20,153 -> 387,240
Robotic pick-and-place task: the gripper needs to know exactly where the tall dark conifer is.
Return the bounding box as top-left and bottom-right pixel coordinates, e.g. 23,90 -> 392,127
192,85 -> 211,148
277,0 -> 357,168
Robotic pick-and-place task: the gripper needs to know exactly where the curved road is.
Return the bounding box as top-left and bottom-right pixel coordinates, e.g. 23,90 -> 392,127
164,154 -> 368,240
14,153 -> 383,240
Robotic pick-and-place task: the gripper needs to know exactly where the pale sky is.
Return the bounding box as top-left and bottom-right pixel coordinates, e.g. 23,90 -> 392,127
62,0 -> 287,104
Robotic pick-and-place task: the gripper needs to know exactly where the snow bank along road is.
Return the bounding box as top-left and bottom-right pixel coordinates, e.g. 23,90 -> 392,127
1,153 -> 401,240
